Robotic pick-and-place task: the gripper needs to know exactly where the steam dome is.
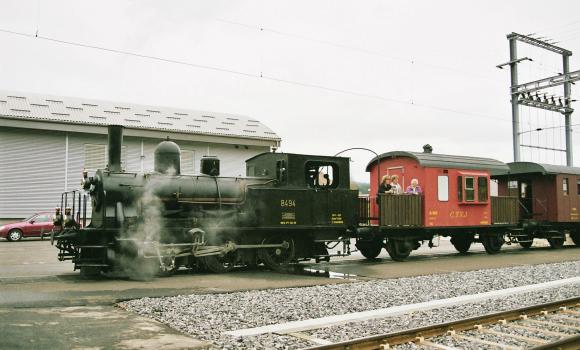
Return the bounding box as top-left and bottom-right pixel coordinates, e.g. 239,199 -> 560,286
154,139 -> 181,175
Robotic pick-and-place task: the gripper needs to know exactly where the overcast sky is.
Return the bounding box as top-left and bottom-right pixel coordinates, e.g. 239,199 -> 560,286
1,0 -> 579,181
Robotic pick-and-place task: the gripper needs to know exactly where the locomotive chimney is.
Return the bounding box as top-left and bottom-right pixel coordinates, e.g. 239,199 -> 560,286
108,125 -> 123,172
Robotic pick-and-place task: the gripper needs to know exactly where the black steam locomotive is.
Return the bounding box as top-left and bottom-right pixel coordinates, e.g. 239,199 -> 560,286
53,126 -> 358,276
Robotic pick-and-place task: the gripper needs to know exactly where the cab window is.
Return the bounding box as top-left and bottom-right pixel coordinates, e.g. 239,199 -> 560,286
305,162 -> 338,189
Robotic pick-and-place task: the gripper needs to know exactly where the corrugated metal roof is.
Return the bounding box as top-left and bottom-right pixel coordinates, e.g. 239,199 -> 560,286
505,162 -> 580,176
366,151 -> 509,175
0,91 -> 281,142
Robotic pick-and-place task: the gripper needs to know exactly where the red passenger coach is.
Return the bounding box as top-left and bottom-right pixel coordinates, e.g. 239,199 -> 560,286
494,161 -> 580,248
357,147 -> 519,261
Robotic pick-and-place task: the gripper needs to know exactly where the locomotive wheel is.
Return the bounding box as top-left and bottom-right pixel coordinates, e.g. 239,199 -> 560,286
6,229 -> 23,242
385,239 -> 412,262
481,233 -> 504,254
518,233 -> 534,249
201,253 -> 236,273
258,237 -> 295,272
356,238 -> 383,260
547,236 -> 565,249
450,234 -> 474,254
571,230 -> 580,246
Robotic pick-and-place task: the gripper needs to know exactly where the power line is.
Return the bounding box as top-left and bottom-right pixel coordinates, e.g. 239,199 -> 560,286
519,122 -> 580,134
214,18 -> 498,83
0,26 -> 510,124
536,19 -> 580,35
0,27 -> 257,79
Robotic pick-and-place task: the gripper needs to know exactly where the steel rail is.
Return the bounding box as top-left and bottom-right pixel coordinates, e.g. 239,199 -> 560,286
303,297 -> 580,350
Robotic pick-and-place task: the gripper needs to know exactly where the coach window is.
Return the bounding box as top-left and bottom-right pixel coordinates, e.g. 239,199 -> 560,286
305,162 -> 338,189
563,178 -> 569,195
577,179 -> 580,195
438,175 -> 449,201
465,177 -> 475,201
508,180 -> 518,197
457,176 -> 463,201
478,177 -> 488,202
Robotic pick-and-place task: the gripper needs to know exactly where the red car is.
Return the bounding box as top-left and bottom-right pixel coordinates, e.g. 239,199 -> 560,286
0,212 -> 54,241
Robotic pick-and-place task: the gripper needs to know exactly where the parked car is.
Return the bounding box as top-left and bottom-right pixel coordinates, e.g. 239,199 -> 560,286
0,212 -> 54,241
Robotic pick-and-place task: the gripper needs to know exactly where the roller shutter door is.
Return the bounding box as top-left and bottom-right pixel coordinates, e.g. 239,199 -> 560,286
0,127 -> 66,219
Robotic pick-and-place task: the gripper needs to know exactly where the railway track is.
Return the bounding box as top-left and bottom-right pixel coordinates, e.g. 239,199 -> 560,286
303,297 -> 580,350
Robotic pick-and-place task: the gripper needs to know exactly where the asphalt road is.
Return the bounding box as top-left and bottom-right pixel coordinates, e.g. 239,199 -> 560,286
0,237 -> 578,349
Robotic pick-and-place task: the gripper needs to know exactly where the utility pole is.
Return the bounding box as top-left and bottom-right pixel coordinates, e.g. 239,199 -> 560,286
497,32 -> 579,166
509,37 -> 520,162
563,54 -> 573,165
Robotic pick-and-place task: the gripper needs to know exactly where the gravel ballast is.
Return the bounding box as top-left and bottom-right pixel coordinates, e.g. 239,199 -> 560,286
119,261 -> 579,349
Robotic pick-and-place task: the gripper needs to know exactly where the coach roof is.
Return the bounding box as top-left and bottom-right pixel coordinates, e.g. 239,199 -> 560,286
505,162 -> 580,176
0,90 -> 280,143
366,151 -> 509,175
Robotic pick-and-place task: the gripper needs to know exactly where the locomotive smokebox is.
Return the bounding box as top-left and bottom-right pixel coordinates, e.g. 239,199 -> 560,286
200,156 -> 220,176
107,125 -> 123,172
154,138 -> 181,175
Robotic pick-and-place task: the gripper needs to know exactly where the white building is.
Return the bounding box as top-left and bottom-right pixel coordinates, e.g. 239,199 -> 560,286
0,91 -> 281,222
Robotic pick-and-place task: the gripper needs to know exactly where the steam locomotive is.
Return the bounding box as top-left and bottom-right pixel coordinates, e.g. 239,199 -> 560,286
54,125 -> 579,277
53,125 -> 358,276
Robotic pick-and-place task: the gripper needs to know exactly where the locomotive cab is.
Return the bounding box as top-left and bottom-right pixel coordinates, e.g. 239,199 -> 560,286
245,152 -> 358,237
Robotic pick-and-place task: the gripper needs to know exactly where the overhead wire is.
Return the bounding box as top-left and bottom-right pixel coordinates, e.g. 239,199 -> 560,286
214,18 -> 498,83
534,19 -> 580,36
0,26 -> 511,124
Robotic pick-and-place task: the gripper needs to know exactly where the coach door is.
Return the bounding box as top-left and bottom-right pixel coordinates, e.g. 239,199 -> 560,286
519,180 -> 533,219
387,166 -> 405,190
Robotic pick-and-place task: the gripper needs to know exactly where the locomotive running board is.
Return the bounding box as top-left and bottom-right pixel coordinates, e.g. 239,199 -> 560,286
193,242 -> 290,257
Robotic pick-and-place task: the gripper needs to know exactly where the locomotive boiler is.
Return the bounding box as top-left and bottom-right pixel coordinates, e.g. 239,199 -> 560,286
53,125 -> 358,276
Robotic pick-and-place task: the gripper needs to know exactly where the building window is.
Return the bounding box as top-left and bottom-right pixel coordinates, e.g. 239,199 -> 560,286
305,162 -> 338,189
563,178 -> 569,195
180,150 -> 195,175
437,175 -> 449,201
84,144 -> 106,170
465,177 -> 475,201
478,176 -> 488,202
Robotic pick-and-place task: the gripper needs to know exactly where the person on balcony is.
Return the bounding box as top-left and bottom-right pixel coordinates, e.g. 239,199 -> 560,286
376,175 -> 392,203
405,178 -> 423,195
378,175 -> 392,194
390,175 -> 403,194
